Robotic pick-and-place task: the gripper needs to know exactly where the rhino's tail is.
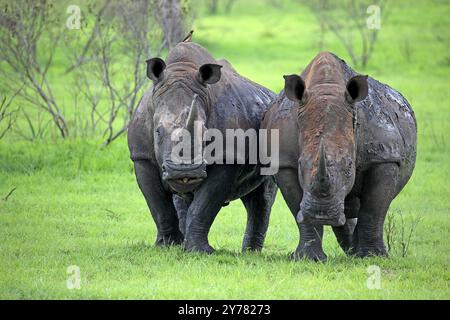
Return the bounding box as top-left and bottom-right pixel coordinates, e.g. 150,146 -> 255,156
182,30 -> 194,42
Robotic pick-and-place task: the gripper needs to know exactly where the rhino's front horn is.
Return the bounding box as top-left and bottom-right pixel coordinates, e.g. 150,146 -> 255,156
316,138 -> 330,190
185,94 -> 199,133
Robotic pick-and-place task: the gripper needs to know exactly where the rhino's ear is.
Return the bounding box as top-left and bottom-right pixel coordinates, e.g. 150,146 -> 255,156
198,64 -> 222,85
283,74 -> 307,103
146,58 -> 166,82
346,75 -> 368,103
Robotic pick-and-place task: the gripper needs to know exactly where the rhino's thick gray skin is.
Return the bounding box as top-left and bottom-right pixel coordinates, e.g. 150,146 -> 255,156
262,52 -> 417,261
128,41 -> 277,253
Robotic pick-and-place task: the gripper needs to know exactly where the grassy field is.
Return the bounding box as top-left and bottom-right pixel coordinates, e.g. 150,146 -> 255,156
0,0 -> 449,299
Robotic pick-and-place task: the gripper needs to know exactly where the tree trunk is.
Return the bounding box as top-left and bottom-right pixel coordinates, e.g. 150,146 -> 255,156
158,0 -> 185,49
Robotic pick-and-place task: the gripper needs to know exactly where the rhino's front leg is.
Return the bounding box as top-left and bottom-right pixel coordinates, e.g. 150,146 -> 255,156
332,196 -> 359,253
276,168 -> 327,261
353,163 -> 400,257
173,195 -> 191,237
133,160 -> 183,246
184,165 -> 243,254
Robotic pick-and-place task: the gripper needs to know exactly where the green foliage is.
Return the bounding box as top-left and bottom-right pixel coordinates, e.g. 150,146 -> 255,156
0,0 -> 449,299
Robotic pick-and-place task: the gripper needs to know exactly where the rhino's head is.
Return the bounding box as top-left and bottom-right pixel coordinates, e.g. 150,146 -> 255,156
146,58 -> 222,194
283,71 -> 368,226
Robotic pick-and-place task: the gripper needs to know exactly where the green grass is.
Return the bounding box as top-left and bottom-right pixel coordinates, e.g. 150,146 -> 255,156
0,0 -> 449,299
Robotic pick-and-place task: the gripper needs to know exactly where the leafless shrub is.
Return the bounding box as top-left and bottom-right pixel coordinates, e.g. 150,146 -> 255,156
64,1 -> 111,74
1,0 -> 192,145
303,0 -> 390,69
156,0 -> 193,48
0,0 -> 69,138
68,0 -> 194,145
14,108 -> 52,142
68,0 -> 166,145
384,210 -> 397,253
384,209 -> 422,257
0,90 -> 21,139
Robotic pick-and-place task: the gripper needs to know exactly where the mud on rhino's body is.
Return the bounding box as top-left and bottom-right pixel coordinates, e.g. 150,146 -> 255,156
128,40 -> 277,253
262,52 -> 416,260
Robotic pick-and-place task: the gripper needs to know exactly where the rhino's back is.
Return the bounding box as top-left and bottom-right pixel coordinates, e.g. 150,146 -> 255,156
209,68 -> 275,132
355,77 -> 417,186
333,56 -> 417,174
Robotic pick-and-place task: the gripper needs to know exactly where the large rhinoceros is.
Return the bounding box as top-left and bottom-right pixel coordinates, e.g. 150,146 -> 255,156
262,52 -> 417,261
128,37 -> 277,254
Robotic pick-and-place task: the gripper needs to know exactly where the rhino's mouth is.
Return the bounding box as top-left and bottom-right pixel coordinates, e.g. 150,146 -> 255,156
298,195 -> 346,227
172,177 -> 204,185
166,177 -> 205,193
162,160 -> 207,193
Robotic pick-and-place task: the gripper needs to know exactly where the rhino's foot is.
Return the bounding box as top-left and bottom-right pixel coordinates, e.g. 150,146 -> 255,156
353,245 -> 388,258
242,237 -> 264,253
333,230 -> 355,255
184,240 -> 215,254
291,246 -> 327,262
155,231 -> 184,246
242,244 -> 263,253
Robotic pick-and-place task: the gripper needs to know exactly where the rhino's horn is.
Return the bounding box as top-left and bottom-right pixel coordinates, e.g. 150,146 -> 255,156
317,138 -> 329,187
185,94 -> 199,133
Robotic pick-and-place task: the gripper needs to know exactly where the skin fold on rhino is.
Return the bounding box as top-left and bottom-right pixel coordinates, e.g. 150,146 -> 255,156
127,38 -> 277,254
262,52 -> 417,261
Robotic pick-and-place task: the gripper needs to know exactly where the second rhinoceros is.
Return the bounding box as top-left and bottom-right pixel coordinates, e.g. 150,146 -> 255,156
262,52 -> 417,261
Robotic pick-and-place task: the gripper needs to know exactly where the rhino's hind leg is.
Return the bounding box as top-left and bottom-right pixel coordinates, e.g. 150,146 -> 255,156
240,178 -> 277,252
276,168 -> 327,262
133,160 -> 184,246
353,163 -> 400,258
